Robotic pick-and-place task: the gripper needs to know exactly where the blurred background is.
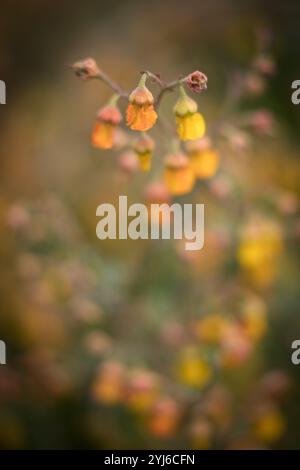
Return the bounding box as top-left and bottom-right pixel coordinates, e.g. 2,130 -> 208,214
1,0 -> 300,449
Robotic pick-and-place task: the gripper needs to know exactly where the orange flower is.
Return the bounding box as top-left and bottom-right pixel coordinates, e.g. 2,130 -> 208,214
220,324 -> 252,368
125,369 -> 160,412
132,133 -> 154,172
195,313 -> 229,344
147,397 -> 180,437
186,137 -> 219,179
126,74 -> 157,131
91,360 -> 126,404
164,152 -> 195,195
92,96 -> 122,149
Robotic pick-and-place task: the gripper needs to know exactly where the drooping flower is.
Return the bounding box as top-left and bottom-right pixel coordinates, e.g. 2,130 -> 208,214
164,152 -> 195,195
132,133 -> 154,172
126,74 -> 157,131
174,86 -> 205,140
186,137 -> 219,179
91,95 -> 122,149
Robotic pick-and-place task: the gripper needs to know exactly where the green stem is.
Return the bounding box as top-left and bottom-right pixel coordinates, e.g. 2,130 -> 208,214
108,94 -> 120,106
179,84 -> 188,98
138,73 -> 148,88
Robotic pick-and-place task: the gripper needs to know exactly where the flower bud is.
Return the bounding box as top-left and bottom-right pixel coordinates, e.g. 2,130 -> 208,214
253,55 -> 276,76
248,110 -> 274,135
244,73 -> 266,96
185,71 -> 208,93
72,58 -> 100,80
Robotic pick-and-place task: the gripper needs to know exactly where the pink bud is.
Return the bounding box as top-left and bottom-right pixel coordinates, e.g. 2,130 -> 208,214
72,58 -> 100,80
185,71 -> 207,93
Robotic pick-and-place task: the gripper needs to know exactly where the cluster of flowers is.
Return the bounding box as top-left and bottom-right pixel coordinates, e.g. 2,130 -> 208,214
90,298 -> 290,447
73,58 -> 217,195
4,181 -> 299,448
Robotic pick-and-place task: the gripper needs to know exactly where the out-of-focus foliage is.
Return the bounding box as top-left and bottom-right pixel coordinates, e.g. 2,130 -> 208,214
0,0 -> 300,450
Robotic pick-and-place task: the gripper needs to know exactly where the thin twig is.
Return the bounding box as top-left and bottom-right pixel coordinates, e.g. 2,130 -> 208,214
94,71 -> 129,98
142,71 -> 189,107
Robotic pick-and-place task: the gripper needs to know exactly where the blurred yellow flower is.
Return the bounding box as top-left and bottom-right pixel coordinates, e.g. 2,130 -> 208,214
238,217 -> 283,287
195,314 -> 229,344
186,138 -> 219,179
177,349 -> 212,388
253,409 -> 285,443
164,152 -> 195,195
242,308 -> 267,341
132,133 -> 154,172
190,419 -> 213,449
